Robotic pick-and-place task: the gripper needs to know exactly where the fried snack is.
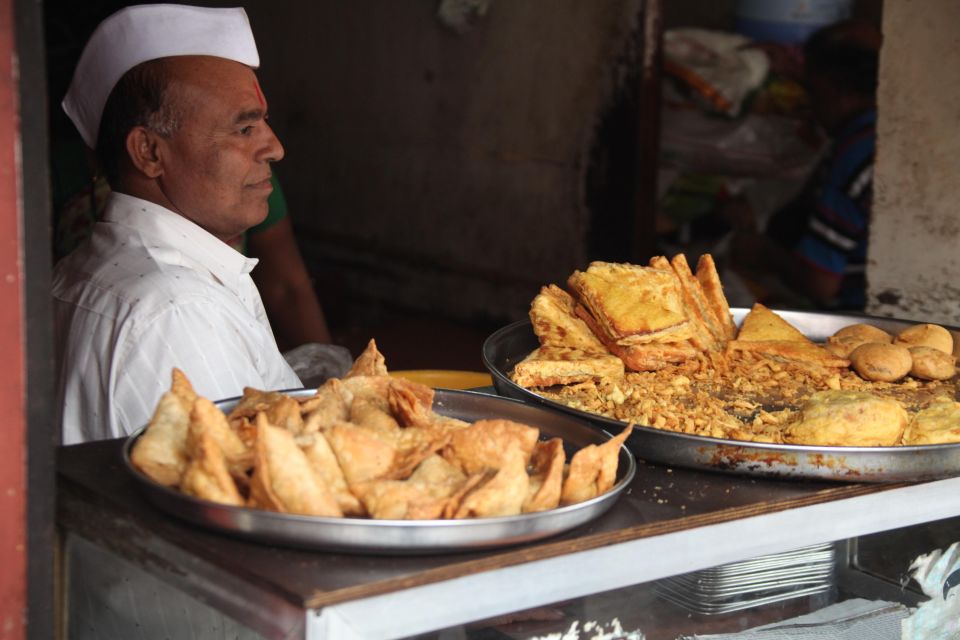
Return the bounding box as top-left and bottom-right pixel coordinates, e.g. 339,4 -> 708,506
443,419 -> 539,475
729,304 -> 849,369
825,323 -> 894,358
568,262 -> 693,345
903,399 -> 960,445
264,394 -> 304,435
301,378 -> 353,433
227,388 -> 288,421
511,346 -> 625,387
669,253 -> 726,346
180,431 -> 243,506
453,447 -> 530,518
386,378 -> 435,428
909,346 -> 957,381
353,455 -> 466,519
345,339 -> 388,378
736,303 -> 809,343
849,343 -> 913,382
191,397 -> 251,474
606,340 -> 699,372
248,414 -> 343,517
384,425 -> 452,480
325,422 -> 396,485
170,367 -> 198,410
649,256 -> 715,352
784,391 -> 908,446
560,425 -> 633,505
350,397 -> 401,436
696,254 -> 737,340
300,432 -> 365,515
895,323 -> 954,355
530,284 -> 608,352
130,391 -> 191,487
523,438 -> 566,513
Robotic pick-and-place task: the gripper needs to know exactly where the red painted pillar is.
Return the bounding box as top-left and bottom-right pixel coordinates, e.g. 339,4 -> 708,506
0,0 -> 26,636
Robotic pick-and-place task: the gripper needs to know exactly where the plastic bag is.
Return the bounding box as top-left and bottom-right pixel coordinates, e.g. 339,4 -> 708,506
282,343 -> 354,388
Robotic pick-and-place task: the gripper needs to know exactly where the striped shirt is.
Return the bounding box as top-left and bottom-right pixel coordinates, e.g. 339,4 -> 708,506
53,193 -> 301,444
793,109 -> 876,309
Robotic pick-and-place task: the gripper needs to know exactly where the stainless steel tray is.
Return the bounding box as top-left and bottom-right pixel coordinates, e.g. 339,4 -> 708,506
122,388 -> 635,554
481,309 -> 960,483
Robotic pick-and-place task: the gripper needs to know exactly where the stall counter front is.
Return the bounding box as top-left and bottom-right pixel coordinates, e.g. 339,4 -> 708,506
57,436 -> 960,639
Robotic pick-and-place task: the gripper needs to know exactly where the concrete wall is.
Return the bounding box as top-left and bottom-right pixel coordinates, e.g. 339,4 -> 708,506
868,0 -> 960,323
237,1 -> 644,324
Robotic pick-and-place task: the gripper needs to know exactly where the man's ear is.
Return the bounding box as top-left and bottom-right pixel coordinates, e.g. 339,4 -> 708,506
125,127 -> 165,179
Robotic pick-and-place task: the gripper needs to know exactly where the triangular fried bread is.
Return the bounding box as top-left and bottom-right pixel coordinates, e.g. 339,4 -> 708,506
606,340 -> 698,372
511,346 -> 624,387
696,254 -> 737,339
567,262 -> 692,345
736,303 -> 810,343
729,304 -> 849,368
529,284 -> 608,352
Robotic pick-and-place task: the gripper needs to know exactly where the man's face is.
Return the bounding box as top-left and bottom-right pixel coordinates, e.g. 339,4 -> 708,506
155,56 -> 284,241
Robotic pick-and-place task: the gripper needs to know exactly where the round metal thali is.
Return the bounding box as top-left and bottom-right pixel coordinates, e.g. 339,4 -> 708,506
482,310 -> 960,483
123,388 -> 635,554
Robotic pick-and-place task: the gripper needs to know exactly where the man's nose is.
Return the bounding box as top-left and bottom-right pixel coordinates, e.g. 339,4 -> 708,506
261,123 -> 284,163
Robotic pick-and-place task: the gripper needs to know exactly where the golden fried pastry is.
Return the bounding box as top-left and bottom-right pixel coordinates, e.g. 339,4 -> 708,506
606,340 -> 699,372
530,284 -> 608,352
909,346 -> 957,380
512,346 -> 626,387
735,303 -> 809,343
227,387 -> 288,421
849,342 -> 913,382
453,447 -> 530,518
696,254 -> 737,340
825,323 -> 893,358
560,425 -> 632,505
180,431 -> 243,506
300,432 -> 365,515
669,253 -> 727,346
903,399 -> 960,445
895,323 -> 954,355
568,262 -> 693,345
191,397 -> 251,475
130,391 -> 191,487
352,455 -> 467,519
444,419 -> 539,475
785,390 -> 908,446
301,378 -> 353,433
325,422 -> 396,485
248,414 -> 343,517
523,438 -> 566,513
345,339 -> 388,378
170,367 -> 198,411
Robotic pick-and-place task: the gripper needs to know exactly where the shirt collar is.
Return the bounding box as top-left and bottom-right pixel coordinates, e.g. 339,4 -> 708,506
103,192 -> 259,292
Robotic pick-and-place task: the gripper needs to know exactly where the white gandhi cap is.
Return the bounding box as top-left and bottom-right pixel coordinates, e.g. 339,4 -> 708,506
62,4 -> 261,148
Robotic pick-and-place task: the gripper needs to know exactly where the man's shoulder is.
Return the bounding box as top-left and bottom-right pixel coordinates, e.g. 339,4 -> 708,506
53,236 -> 219,310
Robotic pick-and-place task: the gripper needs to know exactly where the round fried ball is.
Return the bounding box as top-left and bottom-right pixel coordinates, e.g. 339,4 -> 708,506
825,323 -> 893,358
894,323 -> 953,354
909,346 -> 957,380
850,342 -> 913,382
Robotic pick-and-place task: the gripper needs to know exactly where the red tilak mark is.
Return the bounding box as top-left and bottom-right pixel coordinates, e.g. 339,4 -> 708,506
253,80 -> 265,107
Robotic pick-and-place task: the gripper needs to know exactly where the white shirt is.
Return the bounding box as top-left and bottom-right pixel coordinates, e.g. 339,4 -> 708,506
53,193 -> 302,444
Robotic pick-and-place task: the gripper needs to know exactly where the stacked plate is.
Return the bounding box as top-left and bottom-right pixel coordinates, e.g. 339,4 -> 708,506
654,543 -> 836,615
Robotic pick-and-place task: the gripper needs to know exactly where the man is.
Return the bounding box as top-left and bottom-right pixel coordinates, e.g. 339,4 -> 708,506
732,20 -> 880,310
54,4 -> 302,443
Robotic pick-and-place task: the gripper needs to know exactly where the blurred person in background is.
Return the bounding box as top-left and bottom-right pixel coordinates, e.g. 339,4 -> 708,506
730,19 -> 881,310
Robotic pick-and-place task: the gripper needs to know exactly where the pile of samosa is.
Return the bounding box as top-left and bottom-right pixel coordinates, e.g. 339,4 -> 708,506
130,341 -> 631,520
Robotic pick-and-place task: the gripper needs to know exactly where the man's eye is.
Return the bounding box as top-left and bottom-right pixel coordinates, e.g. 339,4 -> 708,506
239,125 -> 254,135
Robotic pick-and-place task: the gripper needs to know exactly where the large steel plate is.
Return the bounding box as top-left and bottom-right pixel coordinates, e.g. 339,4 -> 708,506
123,388 -> 635,554
482,310 -> 960,483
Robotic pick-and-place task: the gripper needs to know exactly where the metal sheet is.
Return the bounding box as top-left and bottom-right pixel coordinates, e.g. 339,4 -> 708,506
481,310 -> 960,483
122,389 -> 635,554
